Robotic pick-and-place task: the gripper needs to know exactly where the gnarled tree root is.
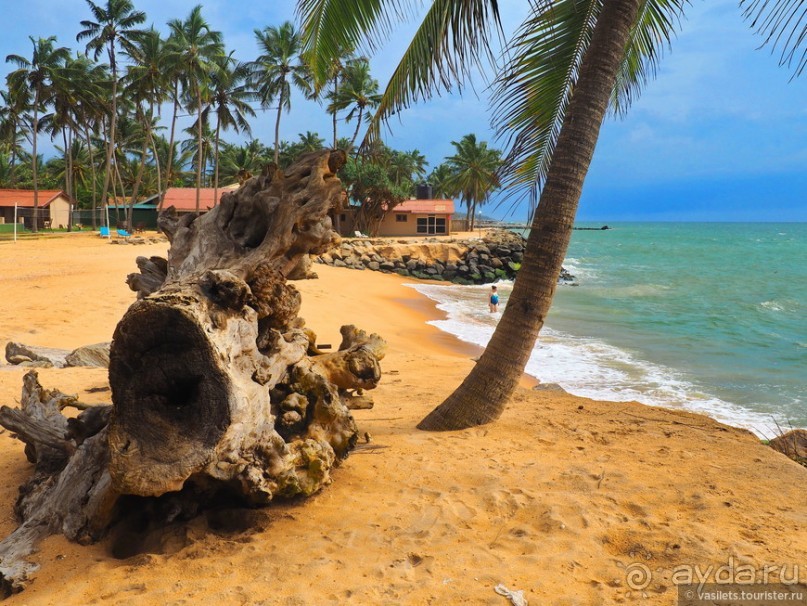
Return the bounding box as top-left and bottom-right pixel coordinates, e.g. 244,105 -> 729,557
0,150 -> 386,596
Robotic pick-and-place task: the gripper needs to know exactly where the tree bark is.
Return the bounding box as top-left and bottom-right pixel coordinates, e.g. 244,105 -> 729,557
418,0 -> 642,430
213,114 -> 221,206
195,88 -> 203,213
274,78 -> 285,166
160,84 -> 181,212
31,102 -> 39,233
99,46 -> 118,230
0,150 -> 386,595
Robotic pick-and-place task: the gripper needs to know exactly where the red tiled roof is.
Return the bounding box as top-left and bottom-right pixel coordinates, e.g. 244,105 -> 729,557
0,190 -> 68,208
161,188 -> 221,212
161,186 -> 238,212
389,199 -> 455,214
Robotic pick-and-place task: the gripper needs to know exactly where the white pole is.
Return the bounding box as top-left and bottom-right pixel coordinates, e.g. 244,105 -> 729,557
105,205 -> 110,232
13,203 -> 17,243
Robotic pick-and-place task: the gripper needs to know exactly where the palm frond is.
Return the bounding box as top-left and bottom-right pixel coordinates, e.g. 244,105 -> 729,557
360,0 -> 502,148
297,0 -> 406,84
493,0 -> 601,206
298,0 -> 501,148
610,0 -> 687,117
741,0 -> 807,76
493,0 -> 686,207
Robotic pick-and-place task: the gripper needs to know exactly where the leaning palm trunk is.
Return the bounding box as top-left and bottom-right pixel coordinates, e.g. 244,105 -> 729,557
419,0 -> 642,430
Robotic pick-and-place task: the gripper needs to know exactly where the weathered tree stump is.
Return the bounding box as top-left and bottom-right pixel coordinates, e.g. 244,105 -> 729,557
0,150 -> 385,596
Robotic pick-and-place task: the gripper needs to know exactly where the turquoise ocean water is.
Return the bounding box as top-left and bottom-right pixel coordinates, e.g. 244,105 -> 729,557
410,223 -> 806,436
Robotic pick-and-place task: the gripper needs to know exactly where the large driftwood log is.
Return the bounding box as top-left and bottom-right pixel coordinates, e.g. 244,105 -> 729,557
0,150 -> 385,596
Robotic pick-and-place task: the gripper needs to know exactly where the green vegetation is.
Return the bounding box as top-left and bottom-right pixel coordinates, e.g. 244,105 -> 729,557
0,0 -> 502,234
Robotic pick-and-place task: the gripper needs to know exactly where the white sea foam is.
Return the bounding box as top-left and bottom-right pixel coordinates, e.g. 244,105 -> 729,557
759,299 -> 800,313
407,281 -> 784,436
562,257 -> 599,282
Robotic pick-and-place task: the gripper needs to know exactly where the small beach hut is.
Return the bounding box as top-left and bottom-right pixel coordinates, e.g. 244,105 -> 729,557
0,189 -> 75,229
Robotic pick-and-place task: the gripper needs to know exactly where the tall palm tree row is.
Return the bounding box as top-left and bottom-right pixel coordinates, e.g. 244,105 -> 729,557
0,4 -> 402,221
298,0 -> 805,430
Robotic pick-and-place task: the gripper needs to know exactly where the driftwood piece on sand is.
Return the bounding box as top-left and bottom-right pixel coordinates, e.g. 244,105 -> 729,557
0,372 -> 115,597
0,150 -> 386,596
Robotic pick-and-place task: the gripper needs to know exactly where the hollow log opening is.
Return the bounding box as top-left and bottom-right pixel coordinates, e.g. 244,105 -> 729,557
109,302 -> 230,456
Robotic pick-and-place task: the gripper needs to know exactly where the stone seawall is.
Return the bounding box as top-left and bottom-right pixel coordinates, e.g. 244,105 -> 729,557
315,230 -> 575,285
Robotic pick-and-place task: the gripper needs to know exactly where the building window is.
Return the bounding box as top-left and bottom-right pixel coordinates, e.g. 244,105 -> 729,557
395,214 -> 407,222
416,218 -> 427,233
436,218 -> 446,234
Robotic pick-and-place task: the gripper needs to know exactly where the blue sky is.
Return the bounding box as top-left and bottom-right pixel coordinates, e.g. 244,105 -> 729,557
1,0 -> 805,221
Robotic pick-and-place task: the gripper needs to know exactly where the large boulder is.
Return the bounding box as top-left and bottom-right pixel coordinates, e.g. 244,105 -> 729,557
769,429 -> 807,462
65,343 -> 112,368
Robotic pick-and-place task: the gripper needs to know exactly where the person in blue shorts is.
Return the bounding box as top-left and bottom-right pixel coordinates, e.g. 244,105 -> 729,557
489,285 -> 499,313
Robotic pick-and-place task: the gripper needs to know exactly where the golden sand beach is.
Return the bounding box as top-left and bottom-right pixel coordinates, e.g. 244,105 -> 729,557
0,233 -> 805,605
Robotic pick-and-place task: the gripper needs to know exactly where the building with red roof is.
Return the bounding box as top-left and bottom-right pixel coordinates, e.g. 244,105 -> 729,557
161,185 -> 239,213
337,198 -> 455,237
0,190 -> 75,229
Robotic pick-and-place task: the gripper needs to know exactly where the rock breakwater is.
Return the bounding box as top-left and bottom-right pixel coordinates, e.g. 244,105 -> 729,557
315,230 -> 575,285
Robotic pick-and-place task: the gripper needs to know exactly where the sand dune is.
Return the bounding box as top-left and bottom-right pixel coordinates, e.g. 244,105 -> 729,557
0,233 -> 805,605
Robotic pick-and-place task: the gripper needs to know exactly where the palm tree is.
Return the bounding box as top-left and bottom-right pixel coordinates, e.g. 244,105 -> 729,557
74,62 -> 110,228
428,163 -> 457,200
297,130 -> 326,152
388,148 -> 427,189
0,86 -> 30,187
48,55 -> 95,228
124,28 -> 167,206
329,58 -> 381,149
299,0 -> 691,429
6,36 -> 71,232
217,139 -> 271,185
77,0 -> 146,227
444,134 -> 501,230
180,122 -> 215,189
318,44 -> 356,147
152,133 -> 192,187
167,5 -> 224,211
51,139 -> 92,200
200,54 -> 255,203
160,29 -> 186,210
248,22 -> 310,165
